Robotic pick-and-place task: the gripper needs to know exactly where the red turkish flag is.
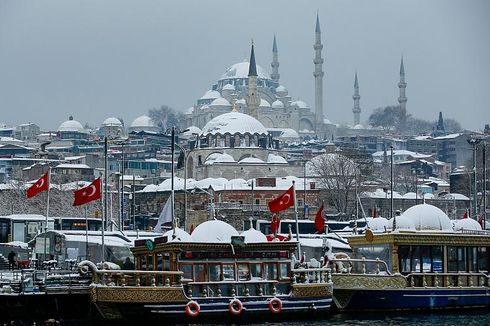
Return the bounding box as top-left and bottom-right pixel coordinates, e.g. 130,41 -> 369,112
73,178 -> 102,206
315,202 -> 325,233
271,214 -> 280,235
268,186 -> 294,213
463,210 -> 468,219
26,171 -> 49,198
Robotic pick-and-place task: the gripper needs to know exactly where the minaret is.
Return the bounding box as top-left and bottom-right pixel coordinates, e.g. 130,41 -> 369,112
271,35 -> 280,83
352,71 -> 361,125
246,42 -> 260,119
398,56 -> 407,113
313,13 -> 325,128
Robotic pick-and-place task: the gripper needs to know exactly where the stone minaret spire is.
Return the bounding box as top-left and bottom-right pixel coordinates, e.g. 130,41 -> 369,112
352,71 -> 361,126
271,35 -> 280,83
398,56 -> 407,113
313,12 -> 325,128
246,42 -> 260,119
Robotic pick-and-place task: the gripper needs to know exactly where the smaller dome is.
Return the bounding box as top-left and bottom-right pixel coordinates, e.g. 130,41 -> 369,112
259,99 -> 271,108
210,97 -> 231,107
235,98 -> 246,105
102,117 -> 122,127
130,115 -> 155,128
205,153 -> 236,165
191,220 -> 239,243
239,157 -> 265,164
323,118 -> 332,124
271,100 -> 284,109
241,228 -> 268,243
222,84 -> 235,91
454,218 -> 482,231
352,124 -> 364,129
389,215 -> 416,231
291,100 -> 309,109
162,227 -> 193,242
58,118 -> 86,133
279,129 -> 300,140
402,203 -> 453,231
201,112 -> 268,135
267,154 -> 288,164
183,126 -> 201,136
402,192 -> 417,199
200,90 -> 221,100
275,85 -> 288,96
366,217 -> 389,232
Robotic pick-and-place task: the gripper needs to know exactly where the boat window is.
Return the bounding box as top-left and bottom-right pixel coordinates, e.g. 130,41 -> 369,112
194,264 -> 206,282
411,246 -> 421,272
140,255 -> 147,270
468,247 -> 478,272
266,263 -> 277,280
209,264 -> 221,281
421,246 -> 431,272
478,247 -> 488,272
163,255 -> 170,271
182,264 -> 192,280
432,246 -> 443,272
279,263 -> 289,279
223,264 -> 235,280
156,254 -> 163,271
448,247 -> 458,272
146,255 -> 154,271
457,247 -> 466,271
250,263 -> 262,279
398,246 -> 411,273
238,264 -> 250,281
354,245 -> 392,272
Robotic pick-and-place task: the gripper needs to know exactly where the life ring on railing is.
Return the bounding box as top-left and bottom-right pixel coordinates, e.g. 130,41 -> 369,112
185,300 -> 200,317
268,297 -> 283,314
228,298 -> 243,316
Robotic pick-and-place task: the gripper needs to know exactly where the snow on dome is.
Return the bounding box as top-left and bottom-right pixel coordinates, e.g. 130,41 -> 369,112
239,157 -> 265,164
200,90 -> 221,100
220,61 -> 270,80
241,228 -> 268,243
388,215 -> 416,231
279,128 -> 299,139
352,124 -> 364,129
401,203 -> 453,231
201,112 -> 268,136
402,192 -> 417,199
259,99 -> 271,108
162,227 -> 193,242
443,193 -> 470,201
210,97 -> 231,107
271,100 -> 284,109
102,117 -> 122,127
235,98 -> 246,105
291,100 -> 309,109
183,126 -> 201,136
222,83 -> 235,91
185,107 -> 194,114
191,220 -> 239,243
454,218 -> 482,231
205,153 -> 236,165
130,115 -> 155,128
323,118 -> 332,124
275,85 -> 288,97
267,154 -> 287,164
366,217 -> 389,232
58,118 -> 85,133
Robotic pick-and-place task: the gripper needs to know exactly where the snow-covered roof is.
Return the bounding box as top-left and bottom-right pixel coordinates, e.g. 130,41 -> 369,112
191,220 -> 239,243
267,154 -> 288,164
402,192 -> 417,199
390,215 -> 416,231
278,128 -> 299,139
401,203 -> 453,231
366,217 -> 389,232
271,100 -> 284,109
372,149 -> 431,158
204,153 -> 236,165
102,117 -> 122,127
55,163 -> 91,169
222,83 -> 235,91
219,61 -> 270,80
162,227 -> 193,242
352,124 -> 364,129
58,119 -> 86,133
362,188 -> 403,199
210,97 -> 231,107
241,228 -> 268,243
239,157 -> 265,164
200,90 -> 221,100
259,99 -> 271,108
454,218 -> 481,231
185,107 -> 194,114
6,214 -> 55,222
201,112 -> 268,136
442,193 -> 470,201
275,85 -> 287,94
183,126 -> 201,136
433,133 -> 462,140
323,118 -> 332,125
235,98 -> 246,105
291,100 -> 309,109
130,115 -> 155,128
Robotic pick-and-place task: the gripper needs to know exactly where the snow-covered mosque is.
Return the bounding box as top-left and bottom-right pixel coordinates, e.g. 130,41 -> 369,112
184,15 -> 335,140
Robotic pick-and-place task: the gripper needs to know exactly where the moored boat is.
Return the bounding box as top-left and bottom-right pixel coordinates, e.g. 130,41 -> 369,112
329,204 -> 490,311
86,220 -> 333,322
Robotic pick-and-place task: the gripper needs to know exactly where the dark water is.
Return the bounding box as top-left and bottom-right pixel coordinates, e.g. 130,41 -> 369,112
251,311 -> 490,326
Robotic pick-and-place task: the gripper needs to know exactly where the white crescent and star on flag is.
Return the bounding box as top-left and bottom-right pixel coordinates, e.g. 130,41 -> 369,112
279,193 -> 290,205
82,185 -> 97,197
36,178 -> 44,188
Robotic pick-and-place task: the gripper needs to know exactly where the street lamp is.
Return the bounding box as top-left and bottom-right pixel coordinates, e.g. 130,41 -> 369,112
467,137 -> 482,218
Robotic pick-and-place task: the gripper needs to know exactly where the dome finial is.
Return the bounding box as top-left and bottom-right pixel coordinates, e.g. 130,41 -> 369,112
231,101 -> 238,112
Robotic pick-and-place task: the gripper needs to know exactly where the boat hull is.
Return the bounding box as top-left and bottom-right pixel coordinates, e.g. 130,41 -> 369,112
334,288 -> 490,311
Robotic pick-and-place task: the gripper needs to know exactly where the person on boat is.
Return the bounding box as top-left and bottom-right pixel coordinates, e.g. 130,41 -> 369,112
7,250 -> 16,270
122,257 -> 135,270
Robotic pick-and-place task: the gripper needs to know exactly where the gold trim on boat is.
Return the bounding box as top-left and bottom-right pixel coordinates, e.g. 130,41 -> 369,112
91,286 -> 187,303
291,283 -> 333,298
332,274 -> 407,289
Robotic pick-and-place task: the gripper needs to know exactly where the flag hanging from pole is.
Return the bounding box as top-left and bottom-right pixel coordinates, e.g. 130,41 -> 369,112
73,178 -> 102,206
270,214 -> 280,235
463,210 -> 468,219
315,202 -> 325,233
154,196 -> 172,233
268,186 -> 294,213
26,171 -> 49,198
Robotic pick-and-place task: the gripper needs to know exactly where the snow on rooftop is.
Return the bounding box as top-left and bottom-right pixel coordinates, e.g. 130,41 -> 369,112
220,61 -> 270,80
191,220 -> 239,243
433,133 -> 462,140
201,112 -> 268,136
271,100 -> 284,109
55,163 -> 91,169
239,157 -> 265,164
204,153 -> 236,165
267,153 -> 287,164
210,97 -> 231,107
200,90 -> 221,100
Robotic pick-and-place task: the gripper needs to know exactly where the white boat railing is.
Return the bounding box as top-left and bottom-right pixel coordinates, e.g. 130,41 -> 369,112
406,271 -> 489,288
329,257 -> 391,275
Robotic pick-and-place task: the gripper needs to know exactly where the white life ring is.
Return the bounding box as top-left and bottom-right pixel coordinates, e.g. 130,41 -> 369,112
185,300 -> 200,317
228,298 -> 243,315
268,297 -> 283,314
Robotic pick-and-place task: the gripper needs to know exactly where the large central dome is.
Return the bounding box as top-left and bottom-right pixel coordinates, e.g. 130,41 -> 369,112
201,112 -> 268,135
219,61 -> 270,80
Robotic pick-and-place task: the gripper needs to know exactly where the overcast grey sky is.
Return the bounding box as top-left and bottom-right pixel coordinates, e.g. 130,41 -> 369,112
0,0 -> 489,131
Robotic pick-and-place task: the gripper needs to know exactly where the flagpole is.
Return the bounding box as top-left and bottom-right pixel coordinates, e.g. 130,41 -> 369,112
292,180 -> 301,257
102,137 -> 108,265
44,168 -> 51,262
171,127 -> 175,229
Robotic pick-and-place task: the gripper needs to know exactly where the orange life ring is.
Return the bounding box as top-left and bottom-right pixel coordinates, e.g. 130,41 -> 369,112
228,298 -> 243,315
268,297 -> 282,314
185,300 -> 200,317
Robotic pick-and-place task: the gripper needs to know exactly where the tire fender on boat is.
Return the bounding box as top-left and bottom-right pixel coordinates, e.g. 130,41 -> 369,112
268,297 -> 283,314
185,300 -> 200,317
228,298 -> 243,315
